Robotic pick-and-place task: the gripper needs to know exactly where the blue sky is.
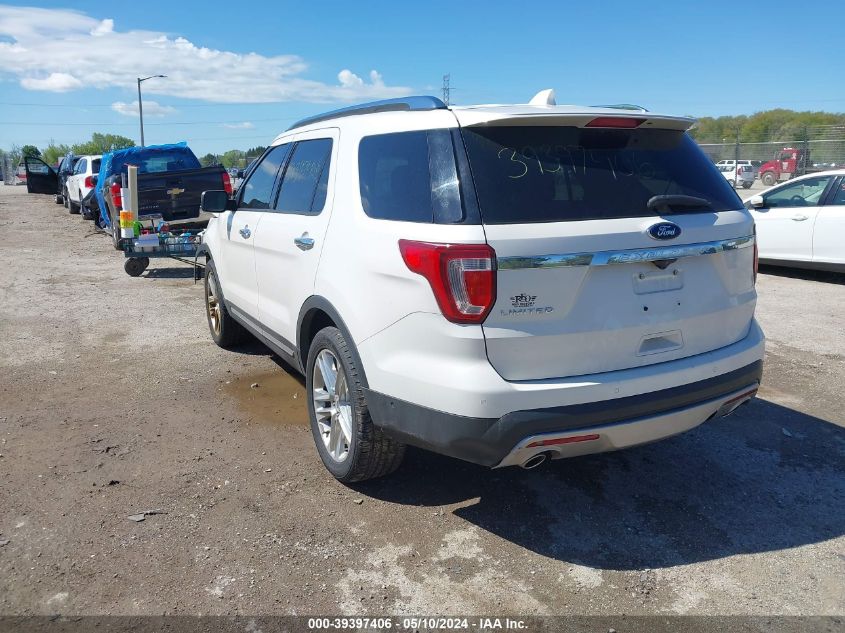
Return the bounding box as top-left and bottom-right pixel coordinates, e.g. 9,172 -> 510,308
1,0 -> 843,156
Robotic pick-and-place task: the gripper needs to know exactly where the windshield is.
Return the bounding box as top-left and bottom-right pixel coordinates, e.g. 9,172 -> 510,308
460,126 -> 741,223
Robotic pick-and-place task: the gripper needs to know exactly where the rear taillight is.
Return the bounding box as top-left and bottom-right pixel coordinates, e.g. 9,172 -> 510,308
84,175 -> 96,188
399,240 -> 496,324
109,182 -> 122,211
222,171 -> 233,196
585,117 -> 646,128
753,227 -> 758,285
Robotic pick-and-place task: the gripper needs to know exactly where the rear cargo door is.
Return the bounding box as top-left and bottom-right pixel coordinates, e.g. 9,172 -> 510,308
460,121 -> 758,381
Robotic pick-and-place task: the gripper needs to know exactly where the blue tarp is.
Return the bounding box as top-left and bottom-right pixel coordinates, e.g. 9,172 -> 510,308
95,142 -> 200,227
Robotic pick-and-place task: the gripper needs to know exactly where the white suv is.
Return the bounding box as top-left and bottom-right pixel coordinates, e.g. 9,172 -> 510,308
198,94 -> 765,482
64,154 -> 101,214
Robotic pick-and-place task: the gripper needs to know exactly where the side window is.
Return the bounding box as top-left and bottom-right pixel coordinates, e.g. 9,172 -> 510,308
75,159 -> 87,174
92,159 -> 101,174
239,144 -> 291,210
764,176 -> 833,208
275,138 -> 333,214
357,129 -> 464,223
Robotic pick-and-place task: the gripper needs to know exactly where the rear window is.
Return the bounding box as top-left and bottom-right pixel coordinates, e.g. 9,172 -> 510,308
92,159 -> 101,174
460,126 -> 742,224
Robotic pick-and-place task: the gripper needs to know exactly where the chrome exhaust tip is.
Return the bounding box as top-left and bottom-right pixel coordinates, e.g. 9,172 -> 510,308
521,453 -> 548,470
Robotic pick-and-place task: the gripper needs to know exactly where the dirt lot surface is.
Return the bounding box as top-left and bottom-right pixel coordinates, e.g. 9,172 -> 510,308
0,185 -> 843,617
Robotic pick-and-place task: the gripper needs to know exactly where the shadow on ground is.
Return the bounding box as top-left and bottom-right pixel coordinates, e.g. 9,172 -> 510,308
760,264 -> 845,285
361,398 -> 845,571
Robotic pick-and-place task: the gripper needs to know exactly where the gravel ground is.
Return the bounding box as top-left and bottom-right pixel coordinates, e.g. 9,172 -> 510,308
0,185 -> 842,617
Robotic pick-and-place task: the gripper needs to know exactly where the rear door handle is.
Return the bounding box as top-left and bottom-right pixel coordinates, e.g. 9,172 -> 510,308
791,214 -> 809,221
239,226 -> 251,239
294,235 -> 315,251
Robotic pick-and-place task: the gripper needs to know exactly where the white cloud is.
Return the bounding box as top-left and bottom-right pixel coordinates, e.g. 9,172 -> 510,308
0,6 -> 410,103
111,100 -> 176,117
221,121 -> 254,129
20,72 -> 82,92
90,18 -> 113,37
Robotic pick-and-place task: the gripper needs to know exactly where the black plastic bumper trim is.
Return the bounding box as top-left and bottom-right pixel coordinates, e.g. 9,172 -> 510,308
364,360 -> 763,467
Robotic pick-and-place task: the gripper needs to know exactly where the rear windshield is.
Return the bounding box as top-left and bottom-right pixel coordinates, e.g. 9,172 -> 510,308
460,126 -> 742,224
92,159 -> 101,174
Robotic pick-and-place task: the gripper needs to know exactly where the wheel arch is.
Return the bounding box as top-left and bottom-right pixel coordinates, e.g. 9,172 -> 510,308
297,297 -> 367,387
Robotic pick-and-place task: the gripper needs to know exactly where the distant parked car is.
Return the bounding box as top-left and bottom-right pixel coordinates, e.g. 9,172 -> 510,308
716,159 -> 758,181
64,155 -> 101,215
747,169 -> 845,272
718,163 -> 754,189
56,154 -> 80,206
14,163 -> 27,185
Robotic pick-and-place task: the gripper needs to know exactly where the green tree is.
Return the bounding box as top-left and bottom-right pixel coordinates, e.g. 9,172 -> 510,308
21,144 -> 41,158
42,143 -> 72,167
220,149 -> 246,169
72,133 -> 135,155
199,153 -> 219,167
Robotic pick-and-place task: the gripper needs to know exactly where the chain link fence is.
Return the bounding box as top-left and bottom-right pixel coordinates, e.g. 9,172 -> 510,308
693,125 -> 845,184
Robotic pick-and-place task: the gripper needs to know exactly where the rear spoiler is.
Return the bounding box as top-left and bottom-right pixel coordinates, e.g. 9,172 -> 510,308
452,108 -> 694,131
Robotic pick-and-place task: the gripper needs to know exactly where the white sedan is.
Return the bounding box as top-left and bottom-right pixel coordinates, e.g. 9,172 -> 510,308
747,169 -> 845,272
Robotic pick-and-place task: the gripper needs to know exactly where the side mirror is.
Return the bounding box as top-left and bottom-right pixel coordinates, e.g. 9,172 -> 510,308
201,190 -> 231,213
749,195 -> 764,208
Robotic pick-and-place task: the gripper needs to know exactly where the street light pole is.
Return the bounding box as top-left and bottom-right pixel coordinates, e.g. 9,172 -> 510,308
137,74 -> 166,147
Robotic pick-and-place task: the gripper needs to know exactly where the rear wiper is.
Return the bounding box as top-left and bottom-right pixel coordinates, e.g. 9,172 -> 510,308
647,195 -> 713,214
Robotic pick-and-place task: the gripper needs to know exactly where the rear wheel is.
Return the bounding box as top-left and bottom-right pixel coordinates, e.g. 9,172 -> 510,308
306,327 -> 405,482
63,189 -> 69,209
54,194 -> 63,205
111,209 -> 121,249
204,260 -> 248,348
742,182 -> 752,189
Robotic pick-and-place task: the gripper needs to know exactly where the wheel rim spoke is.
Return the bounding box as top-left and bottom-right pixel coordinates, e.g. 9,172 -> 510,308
312,349 -> 350,463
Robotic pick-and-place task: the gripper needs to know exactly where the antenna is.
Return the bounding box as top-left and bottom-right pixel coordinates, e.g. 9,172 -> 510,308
442,74 -> 451,106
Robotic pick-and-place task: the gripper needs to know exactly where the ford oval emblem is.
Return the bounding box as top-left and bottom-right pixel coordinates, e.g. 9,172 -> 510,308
647,222 -> 682,241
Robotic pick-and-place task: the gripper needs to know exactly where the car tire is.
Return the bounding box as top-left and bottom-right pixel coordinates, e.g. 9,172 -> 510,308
762,172 -> 776,187
111,209 -> 122,250
63,189 -> 69,209
306,326 -> 405,483
742,182 -> 752,189
204,260 -> 249,348
54,194 -> 63,205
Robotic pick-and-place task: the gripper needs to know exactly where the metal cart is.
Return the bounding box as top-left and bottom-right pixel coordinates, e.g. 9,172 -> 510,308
122,227 -> 204,277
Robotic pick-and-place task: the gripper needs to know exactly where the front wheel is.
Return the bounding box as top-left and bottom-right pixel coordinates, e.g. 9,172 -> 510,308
306,327 -> 405,482
761,172 -> 777,187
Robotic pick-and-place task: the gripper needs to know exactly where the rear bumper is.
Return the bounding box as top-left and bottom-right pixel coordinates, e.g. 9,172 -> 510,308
365,360 -> 763,468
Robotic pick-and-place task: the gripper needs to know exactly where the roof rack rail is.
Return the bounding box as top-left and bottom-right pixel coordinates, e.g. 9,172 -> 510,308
591,103 -> 649,112
287,95 -> 448,131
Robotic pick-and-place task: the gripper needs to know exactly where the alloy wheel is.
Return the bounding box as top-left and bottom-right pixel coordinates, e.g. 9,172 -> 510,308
312,349 -> 352,462
206,273 -> 222,335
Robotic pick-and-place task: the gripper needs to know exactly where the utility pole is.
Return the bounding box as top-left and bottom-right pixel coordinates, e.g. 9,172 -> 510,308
442,74 -> 450,106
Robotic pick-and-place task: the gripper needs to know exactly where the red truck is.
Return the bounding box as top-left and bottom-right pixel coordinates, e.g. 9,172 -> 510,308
758,147 -> 827,186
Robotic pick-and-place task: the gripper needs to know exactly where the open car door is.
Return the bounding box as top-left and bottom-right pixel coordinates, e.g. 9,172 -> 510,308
24,157 -> 58,194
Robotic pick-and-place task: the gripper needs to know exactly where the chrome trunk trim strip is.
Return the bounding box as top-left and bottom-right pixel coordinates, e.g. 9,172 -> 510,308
497,235 -> 754,270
